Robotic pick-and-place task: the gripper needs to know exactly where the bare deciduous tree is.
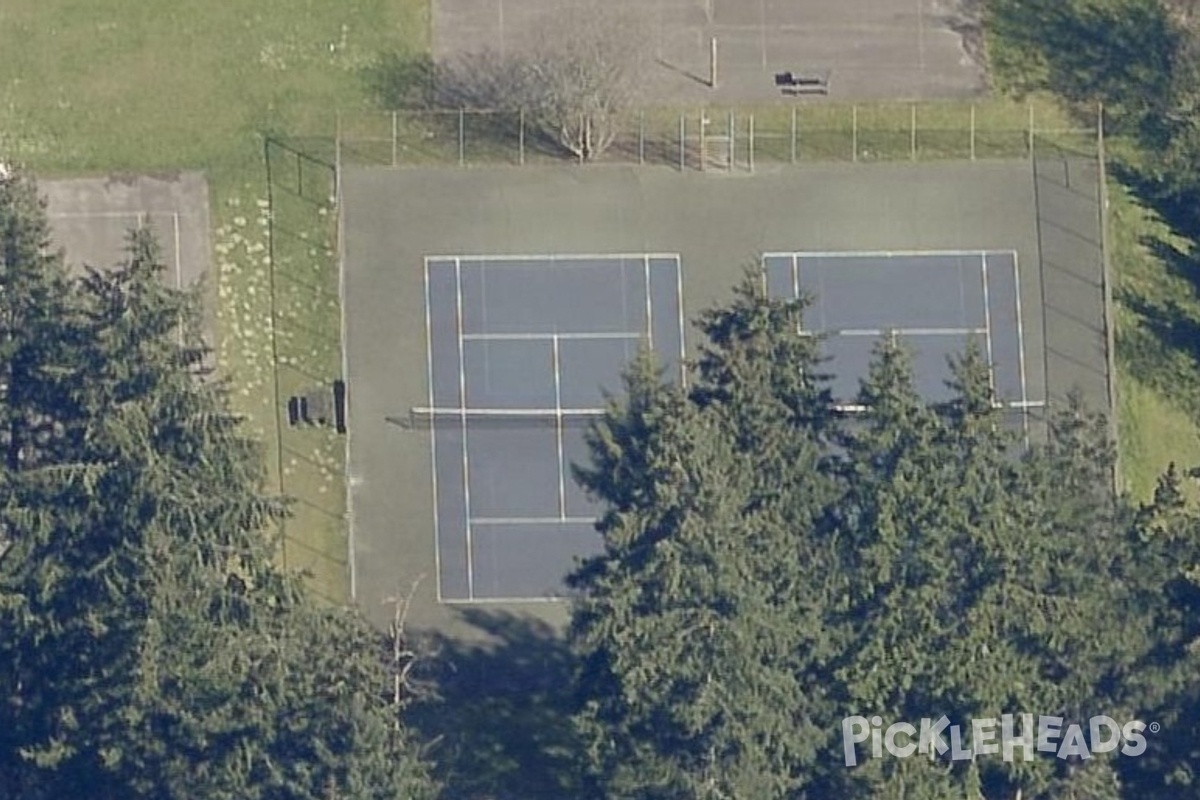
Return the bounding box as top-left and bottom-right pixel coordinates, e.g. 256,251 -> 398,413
1163,0 -> 1200,28
437,7 -> 649,161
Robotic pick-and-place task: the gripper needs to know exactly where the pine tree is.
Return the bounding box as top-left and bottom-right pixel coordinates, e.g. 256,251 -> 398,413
570,276 -> 841,798
0,175 -> 435,799
0,166 -> 77,472
568,271 -> 1200,799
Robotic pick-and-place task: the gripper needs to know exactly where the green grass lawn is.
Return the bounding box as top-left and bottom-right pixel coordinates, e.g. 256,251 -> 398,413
0,0 -> 428,602
1108,179 -> 1200,502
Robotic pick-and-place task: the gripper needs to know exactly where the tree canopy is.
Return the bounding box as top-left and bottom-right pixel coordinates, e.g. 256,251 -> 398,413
0,168 -> 435,800
568,275 -> 1200,799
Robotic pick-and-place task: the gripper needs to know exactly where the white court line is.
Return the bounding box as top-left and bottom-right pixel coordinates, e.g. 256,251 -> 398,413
791,254 -> 805,336
980,253 -> 997,399
426,252 -> 682,265
1013,252 -> 1032,445
552,334 -> 567,520
460,331 -> 643,342
411,406 -> 606,417
836,399 -> 1047,414
644,256 -> 654,351
454,257 -> 475,600
424,259 -> 444,604
337,154 -> 356,601
441,595 -> 569,605
675,258 -> 688,386
763,249 -> 1007,259
822,327 -> 987,337
470,516 -> 597,525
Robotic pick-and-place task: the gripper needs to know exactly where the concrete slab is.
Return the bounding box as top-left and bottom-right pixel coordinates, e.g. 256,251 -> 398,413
41,171 -> 213,339
432,0 -> 987,104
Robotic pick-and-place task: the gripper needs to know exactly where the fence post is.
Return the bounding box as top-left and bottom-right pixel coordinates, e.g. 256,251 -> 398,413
791,106 -> 797,164
639,110 -> 645,165
519,108 -> 525,166
852,105 -> 858,162
458,108 -> 465,166
699,109 -> 706,172
679,114 -> 685,171
970,104 -> 976,161
749,114 -> 755,172
910,104 -> 917,160
1027,103 -> 1034,158
727,110 -> 734,172
391,110 -> 398,167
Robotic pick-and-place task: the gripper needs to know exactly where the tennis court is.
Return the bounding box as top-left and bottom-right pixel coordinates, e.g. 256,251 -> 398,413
340,159 -> 1103,635
42,173 -> 214,339
764,249 -> 1044,438
421,255 -> 684,601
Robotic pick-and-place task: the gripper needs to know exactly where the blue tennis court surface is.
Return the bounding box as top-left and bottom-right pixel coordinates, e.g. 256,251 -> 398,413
423,255 -> 685,602
763,251 -> 1036,415
421,250 -> 1040,604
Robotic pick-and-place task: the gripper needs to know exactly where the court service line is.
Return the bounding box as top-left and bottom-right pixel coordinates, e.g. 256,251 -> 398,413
827,327 -> 987,337
470,516 -> 597,525
423,259 -> 444,603
763,249 -> 1004,259
454,257 -> 475,600
552,334 -> 567,520
979,253 -> 997,398
460,331 -> 643,342
425,252 -> 682,264
410,406 -> 607,417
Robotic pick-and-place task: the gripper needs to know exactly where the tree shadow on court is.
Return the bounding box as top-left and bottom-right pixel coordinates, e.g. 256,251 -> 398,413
406,610 -> 585,799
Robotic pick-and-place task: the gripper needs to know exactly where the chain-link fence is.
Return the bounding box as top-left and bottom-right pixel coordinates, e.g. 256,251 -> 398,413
263,135 -> 348,597
336,101 -> 1096,170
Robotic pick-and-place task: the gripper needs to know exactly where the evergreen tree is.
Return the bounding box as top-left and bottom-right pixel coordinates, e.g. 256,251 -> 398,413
570,277 -> 842,798
0,167 -> 77,472
569,274 -> 1200,798
0,173 -> 435,799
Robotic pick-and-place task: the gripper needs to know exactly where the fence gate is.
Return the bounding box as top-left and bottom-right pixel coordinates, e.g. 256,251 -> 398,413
696,111 -> 752,172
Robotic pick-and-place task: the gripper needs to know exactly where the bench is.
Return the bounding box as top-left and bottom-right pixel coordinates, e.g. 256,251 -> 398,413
774,70 -> 831,96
